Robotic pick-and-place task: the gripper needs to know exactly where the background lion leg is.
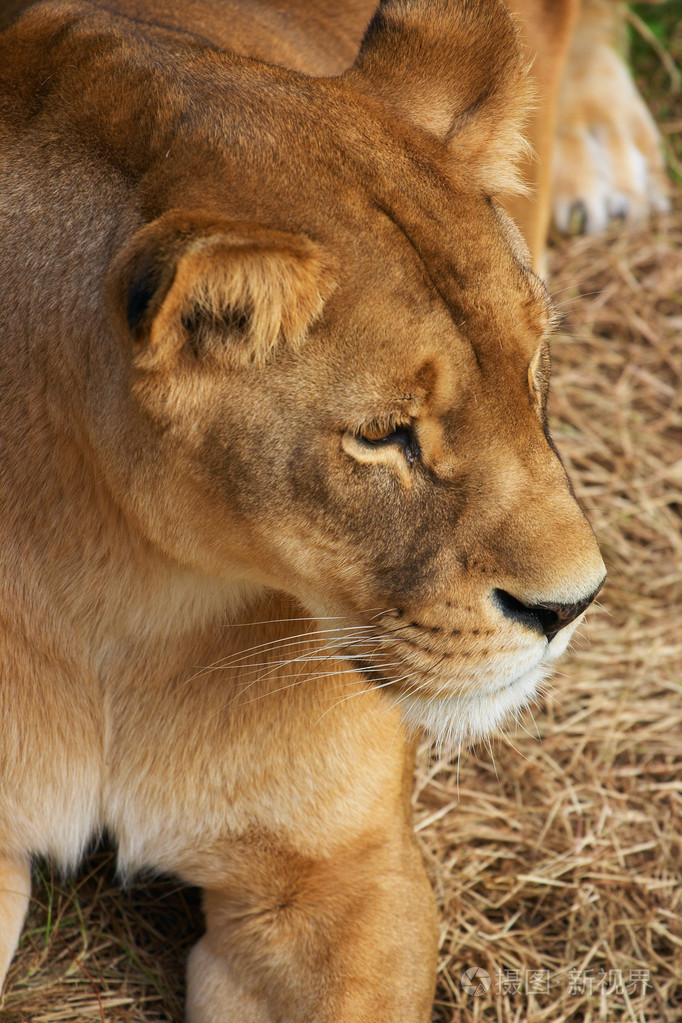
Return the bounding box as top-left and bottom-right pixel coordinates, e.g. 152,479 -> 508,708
504,0 -> 582,270
551,0 -> 669,235
0,854 -> 31,992
185,829 -> 438,1023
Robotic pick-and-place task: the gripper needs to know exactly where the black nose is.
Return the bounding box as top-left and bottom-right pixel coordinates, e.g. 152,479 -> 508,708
493,584 -> 603,642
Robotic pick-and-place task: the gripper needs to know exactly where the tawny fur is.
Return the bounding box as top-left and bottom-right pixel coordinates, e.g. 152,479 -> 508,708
0,1 -> 619,1020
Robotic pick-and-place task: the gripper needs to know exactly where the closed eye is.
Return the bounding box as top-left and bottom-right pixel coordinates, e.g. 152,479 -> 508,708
358,425 -> 420,466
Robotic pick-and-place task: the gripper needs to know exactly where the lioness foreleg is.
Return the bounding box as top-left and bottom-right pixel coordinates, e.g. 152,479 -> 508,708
0,854 -> 30,993
186,832 -> 437,1023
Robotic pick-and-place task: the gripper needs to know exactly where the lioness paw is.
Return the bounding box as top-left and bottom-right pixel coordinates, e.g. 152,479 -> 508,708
552,25 -> 669,235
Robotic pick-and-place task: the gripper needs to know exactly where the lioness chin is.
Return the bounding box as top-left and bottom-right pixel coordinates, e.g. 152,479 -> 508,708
0,0 -> 606,1019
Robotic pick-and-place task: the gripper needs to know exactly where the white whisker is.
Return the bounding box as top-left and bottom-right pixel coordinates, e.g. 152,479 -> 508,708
237,664 -> 405,706
179,626 -> 381,686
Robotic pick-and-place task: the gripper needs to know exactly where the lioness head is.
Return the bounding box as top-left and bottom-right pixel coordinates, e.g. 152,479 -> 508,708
7,0 -> 604,747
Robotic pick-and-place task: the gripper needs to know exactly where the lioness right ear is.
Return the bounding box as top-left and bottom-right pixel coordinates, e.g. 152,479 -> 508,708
108,212 -> 336,370
345,0 -> 532,195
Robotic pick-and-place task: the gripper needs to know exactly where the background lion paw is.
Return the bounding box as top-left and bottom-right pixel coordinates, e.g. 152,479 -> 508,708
552,29 -> 670,235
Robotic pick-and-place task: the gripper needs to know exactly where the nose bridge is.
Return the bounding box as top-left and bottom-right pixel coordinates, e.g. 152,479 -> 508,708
478,430 -> 606,605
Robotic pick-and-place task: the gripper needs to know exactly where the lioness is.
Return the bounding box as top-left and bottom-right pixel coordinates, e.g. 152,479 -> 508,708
0,0 -> 608,1020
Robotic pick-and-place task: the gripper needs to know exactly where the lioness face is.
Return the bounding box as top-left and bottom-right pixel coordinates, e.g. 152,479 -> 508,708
98,0 -> 605,747
234,225 -> 603,746
112,170 -> 604,749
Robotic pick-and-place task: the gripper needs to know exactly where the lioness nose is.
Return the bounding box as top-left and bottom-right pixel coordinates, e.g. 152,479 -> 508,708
493,584 -> 603,642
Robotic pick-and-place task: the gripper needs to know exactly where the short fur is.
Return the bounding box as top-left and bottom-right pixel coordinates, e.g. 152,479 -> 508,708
0,1 -> 606,1019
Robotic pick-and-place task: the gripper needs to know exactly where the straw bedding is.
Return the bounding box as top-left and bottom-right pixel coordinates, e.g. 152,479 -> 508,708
3,79 -> 681,1023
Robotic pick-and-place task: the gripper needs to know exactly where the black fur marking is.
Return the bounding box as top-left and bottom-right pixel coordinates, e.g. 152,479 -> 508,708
127,259 -> 161,336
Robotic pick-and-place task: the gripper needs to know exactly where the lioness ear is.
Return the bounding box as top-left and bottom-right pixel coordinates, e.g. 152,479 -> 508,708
345,0 -> 532,195
109,212 -> 335,370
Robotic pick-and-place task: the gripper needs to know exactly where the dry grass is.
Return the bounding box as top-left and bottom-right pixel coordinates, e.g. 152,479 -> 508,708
3,61 -> 682,1023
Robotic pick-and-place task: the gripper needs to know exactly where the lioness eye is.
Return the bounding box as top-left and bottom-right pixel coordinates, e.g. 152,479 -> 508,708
360,425 -> 419,465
